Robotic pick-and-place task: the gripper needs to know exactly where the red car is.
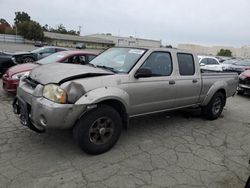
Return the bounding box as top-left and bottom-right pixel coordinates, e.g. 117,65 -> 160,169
2,50 -> 97,93
237,70 -> 250,95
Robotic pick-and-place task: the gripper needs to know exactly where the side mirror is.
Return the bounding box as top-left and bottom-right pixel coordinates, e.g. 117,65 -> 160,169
134,68 -> 152,79
200,63 -> 205,66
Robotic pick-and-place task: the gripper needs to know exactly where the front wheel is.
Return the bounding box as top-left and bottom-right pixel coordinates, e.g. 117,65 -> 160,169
73,104 -> 122,155
202,92 -> 225,120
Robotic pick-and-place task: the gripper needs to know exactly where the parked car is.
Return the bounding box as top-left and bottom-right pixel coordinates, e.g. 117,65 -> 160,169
2,50 -> 97,93
216,56 -> 232,63
221,59 -> 239,71
237,70 -> 250,95
13,47 -> 238,154
11,46 -> 68,64
76,43 -> 86,49
34,41 -> 43,47
198,55 -> 223,71
226,59 -> 250,74
0,52 -> 15,75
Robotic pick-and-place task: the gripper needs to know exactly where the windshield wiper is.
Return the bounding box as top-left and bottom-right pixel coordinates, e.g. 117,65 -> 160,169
95,65 -> 118,73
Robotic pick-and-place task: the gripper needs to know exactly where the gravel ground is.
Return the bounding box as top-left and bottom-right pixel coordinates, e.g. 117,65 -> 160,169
0,78 -> 249,188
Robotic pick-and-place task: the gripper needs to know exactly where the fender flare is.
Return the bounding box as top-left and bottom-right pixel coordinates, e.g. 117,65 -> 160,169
75,87 -> 130,113
201,81 -> 227,106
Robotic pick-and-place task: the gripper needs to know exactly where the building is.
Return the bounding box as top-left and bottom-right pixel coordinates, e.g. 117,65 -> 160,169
85,33 -> 161,48
44,32 -> 115,49
178,43 -> 250,58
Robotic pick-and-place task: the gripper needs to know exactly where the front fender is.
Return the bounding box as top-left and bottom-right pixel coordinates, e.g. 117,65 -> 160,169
75,87 -> 130,112
201,81 -> 227,106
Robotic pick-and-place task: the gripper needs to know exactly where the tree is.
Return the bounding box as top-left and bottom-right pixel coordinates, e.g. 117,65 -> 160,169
0,18 -> 12,34
17,20 -> 44,40
14,11 -> 30,24
217,49 -> 232,57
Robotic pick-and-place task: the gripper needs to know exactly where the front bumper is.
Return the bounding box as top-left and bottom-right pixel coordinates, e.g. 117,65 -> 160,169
238,84 -> 250,91
15,84 -> 86,132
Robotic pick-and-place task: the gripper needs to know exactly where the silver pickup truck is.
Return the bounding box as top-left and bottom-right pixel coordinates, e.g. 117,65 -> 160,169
13,47 -> 238,154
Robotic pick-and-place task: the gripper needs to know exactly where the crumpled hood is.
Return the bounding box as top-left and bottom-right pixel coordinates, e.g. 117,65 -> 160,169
30,63 -> 114,85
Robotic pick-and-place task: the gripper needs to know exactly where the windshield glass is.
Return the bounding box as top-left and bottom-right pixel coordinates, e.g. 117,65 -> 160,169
31,47 -> 45,53
90,47 -> 146,73
37,52 -> 67,64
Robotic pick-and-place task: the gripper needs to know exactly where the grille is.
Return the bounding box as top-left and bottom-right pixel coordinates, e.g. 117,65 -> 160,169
239,78 -> 250,85
24,77 -> 39,88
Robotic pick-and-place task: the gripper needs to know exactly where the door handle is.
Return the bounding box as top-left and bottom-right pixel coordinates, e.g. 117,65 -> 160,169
169,80 -> 175,85
192,79 -> 198,83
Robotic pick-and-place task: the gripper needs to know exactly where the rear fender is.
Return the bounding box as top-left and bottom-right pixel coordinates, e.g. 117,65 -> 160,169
201,81 -> 227,106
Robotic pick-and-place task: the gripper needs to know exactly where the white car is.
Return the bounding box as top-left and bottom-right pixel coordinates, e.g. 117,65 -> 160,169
198,56 -> 223,71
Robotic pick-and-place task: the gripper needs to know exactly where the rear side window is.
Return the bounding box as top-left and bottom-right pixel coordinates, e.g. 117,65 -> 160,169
141,51 -> 172,76
177,53 -> 195,75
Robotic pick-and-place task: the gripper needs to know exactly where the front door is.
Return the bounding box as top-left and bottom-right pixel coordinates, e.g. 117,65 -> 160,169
127,51 -> 177,116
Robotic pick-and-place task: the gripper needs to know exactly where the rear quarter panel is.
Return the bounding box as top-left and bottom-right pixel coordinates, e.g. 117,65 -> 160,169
200,72 -> 238,106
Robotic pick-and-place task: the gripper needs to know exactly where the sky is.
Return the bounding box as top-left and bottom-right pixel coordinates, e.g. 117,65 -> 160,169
1,0 -> 250,47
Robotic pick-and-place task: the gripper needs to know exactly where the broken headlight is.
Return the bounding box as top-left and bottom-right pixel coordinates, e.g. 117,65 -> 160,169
43,84 -> 67,104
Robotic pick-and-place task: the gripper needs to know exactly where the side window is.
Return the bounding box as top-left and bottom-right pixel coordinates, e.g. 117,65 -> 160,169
56,48 -> 66,52
200,58 -> 208,65
177,53 -> 195,75
78,55 -> 86,64
208,58 -> 219,65
87,55 -> 97,62
141,52 -> 172,76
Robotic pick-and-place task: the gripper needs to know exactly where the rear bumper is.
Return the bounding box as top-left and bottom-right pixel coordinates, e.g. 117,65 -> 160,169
2,76 -> 19,93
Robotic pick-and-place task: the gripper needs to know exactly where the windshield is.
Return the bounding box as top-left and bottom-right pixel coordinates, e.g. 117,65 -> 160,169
37,52 -> 67,64
31,47 -> 45,53
90,47 -> 146,73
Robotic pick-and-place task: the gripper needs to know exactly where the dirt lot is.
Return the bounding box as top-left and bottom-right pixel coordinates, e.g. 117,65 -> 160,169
0,79 -> 249,188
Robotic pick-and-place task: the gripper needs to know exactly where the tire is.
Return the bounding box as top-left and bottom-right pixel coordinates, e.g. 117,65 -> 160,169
245,176 -> 250,188
22,57 -> 34,63
73,104 -> 122,155
202,92 -> 225,120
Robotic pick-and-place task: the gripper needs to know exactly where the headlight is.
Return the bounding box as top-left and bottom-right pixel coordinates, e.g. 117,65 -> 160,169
11,71 -> 30,79
43,84 -> 67,104
11,57 -> 16,63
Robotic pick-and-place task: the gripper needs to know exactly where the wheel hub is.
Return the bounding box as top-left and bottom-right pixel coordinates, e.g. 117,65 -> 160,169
89,117 -> 114,145
99,127 -> 106,135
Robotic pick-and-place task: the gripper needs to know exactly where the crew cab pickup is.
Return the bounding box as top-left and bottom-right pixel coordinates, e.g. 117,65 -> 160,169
13,47 -> 239,154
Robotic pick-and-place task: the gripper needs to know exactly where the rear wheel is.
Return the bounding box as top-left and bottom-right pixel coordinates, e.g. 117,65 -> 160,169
202,92 -> 225,120
73,104 -> 122,155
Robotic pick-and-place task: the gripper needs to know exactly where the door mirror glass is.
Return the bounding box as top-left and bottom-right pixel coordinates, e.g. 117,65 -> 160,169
134,68 -> 152,78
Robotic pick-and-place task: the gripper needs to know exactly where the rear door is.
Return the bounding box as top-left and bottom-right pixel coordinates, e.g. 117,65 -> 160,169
174,53 -> 201,107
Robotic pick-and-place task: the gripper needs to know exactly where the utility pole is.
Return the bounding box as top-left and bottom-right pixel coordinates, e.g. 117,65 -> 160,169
78,26 -> 82,36
15,24 -> 17,43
